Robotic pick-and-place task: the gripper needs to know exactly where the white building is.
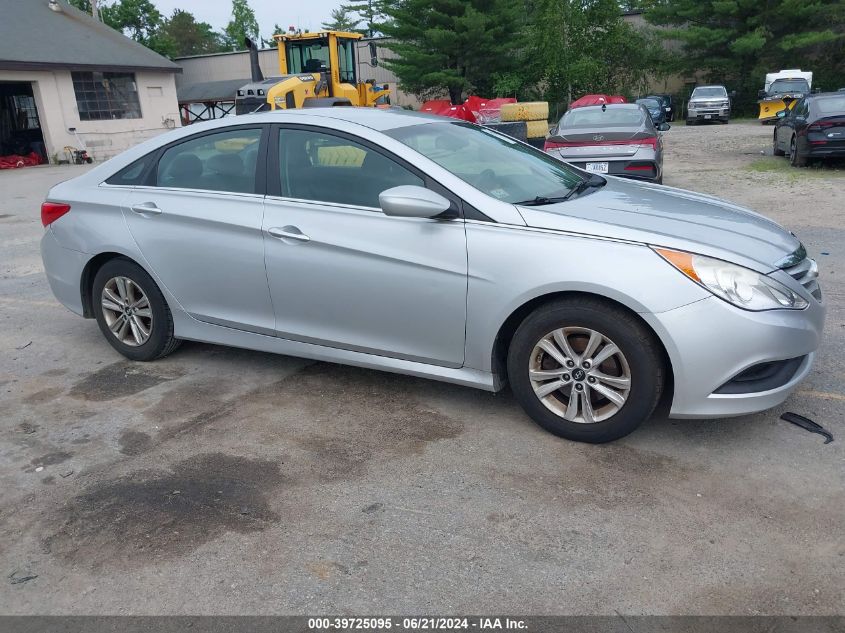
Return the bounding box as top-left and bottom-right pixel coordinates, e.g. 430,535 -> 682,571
0,0 -> 181,163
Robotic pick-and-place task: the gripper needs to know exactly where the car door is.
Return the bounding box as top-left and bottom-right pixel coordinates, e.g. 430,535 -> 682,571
123,125 -> 276,335
262,124 -> 468,367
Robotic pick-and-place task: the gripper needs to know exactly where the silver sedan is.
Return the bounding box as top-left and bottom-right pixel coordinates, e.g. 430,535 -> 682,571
545,103 -> 669,183
40,108 -> 825,443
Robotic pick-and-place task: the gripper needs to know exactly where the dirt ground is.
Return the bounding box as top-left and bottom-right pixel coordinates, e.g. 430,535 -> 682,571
0,121 -> 843,615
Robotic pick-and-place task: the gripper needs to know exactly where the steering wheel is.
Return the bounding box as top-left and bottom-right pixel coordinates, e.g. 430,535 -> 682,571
475,168 -> 497,191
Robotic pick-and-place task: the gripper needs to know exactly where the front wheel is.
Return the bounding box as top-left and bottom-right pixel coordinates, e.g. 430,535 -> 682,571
789,136 -> 807,167
507,298 -> 664,443
92,258 -> 181,361
773,131 -> 785,156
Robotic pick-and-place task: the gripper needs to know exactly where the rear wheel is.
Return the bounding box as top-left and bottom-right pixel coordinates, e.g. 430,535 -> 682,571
92,258 -> 181,361
789,136 -> 807,167
507,298 -> 664,443
773,131 -> 785,156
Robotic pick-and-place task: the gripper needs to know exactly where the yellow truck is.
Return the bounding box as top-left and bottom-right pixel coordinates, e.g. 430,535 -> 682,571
235,30 -> 390,114
758,69 -> 813,123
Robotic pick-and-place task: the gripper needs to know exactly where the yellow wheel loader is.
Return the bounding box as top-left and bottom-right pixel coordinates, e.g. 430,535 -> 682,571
235,30 -> 390,114
757,69 -> 813,123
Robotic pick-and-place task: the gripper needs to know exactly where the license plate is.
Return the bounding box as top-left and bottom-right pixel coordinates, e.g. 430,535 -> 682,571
585,162 -> 609,173
704,114 -> 712,119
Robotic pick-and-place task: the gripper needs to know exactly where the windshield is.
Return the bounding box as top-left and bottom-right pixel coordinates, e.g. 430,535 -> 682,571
692,87 -> 727,99
386,122 -> 584,204
637,99 -> 660,109
286,39 -> 329,73
769,79 -> 810,94
817,96 -> 845,113
560,107 -> 645,128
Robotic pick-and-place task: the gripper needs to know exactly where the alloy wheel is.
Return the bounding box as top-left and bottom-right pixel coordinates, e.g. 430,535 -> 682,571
528,327 -> 631,424
101,276 -> 153,347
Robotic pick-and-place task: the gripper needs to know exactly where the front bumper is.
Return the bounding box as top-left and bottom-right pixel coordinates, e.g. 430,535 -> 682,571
643,295 -> 825,419
688,107 -> 730,121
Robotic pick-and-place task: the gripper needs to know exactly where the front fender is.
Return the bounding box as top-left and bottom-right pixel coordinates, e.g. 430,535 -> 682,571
463,221 -> 709,372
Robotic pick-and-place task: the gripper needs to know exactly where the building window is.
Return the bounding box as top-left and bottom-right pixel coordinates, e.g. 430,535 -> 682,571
71,71 -> 142,120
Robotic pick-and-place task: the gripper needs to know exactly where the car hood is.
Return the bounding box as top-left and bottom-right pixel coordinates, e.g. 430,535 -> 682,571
515,177 -> 800,272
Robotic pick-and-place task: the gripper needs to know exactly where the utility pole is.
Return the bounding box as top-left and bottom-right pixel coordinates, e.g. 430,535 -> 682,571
91,0 -> 98,20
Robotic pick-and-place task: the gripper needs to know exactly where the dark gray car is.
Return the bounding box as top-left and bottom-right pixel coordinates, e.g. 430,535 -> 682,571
544,103 -> 668,183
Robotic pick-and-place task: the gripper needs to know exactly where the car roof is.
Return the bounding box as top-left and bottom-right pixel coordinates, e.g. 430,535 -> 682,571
693,85 -> 726,89
233,107 -> 445,131
569,103 -> 641,110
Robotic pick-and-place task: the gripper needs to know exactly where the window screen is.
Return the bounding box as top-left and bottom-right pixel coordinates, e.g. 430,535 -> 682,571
72,71 -> 142,121
156,128 -> 262,193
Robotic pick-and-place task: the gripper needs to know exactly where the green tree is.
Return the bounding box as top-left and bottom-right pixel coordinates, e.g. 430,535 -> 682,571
381,0 -> 525,104
530,0 -> 663,109
322,7 -> 362,32
162,9 -> 226,57
341,0 -> 387,37
224,0 -> 260,51
264,23 -> 285,48
645,0 -> 845,110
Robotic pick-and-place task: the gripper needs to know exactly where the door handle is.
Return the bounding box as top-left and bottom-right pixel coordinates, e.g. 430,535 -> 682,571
267,226 -> 310,242
130,202 -> 162,215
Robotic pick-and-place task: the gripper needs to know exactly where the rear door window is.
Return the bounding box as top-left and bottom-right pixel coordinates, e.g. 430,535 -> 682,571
156,128 -> 262,194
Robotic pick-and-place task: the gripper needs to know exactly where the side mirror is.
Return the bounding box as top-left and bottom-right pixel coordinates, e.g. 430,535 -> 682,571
658,123 -> 671,131
776,110 -> 787,118
379,185 -> 452,219
758,89 -> 766,99
369,41 -> 378,67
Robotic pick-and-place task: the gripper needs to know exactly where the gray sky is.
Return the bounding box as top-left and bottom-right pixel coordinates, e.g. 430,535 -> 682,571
151,0 -> 341,37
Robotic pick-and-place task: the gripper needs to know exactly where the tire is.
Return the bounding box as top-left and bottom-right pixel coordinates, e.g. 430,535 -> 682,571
773,131 -> 785,156
507,298 -> 664,443
525,119 -> 549,139
92,258 -> 181,361
686,119 -> 695,126
789,136 -> 807,167
500,101 -> 549,122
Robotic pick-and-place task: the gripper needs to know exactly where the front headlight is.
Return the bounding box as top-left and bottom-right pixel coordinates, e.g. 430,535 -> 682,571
654,248 -> 808,311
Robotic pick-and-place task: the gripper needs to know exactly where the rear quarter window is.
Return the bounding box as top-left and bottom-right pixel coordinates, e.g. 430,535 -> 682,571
105,155 -> 154,186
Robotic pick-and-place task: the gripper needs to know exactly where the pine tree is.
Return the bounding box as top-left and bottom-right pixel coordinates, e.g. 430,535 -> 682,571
322,8 -> 362,32
645,0 -> 844,105
381,0 -> 525,104
341,0 -> 387,37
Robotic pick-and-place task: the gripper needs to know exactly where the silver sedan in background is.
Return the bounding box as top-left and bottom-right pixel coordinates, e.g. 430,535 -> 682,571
40,108 -> 824,443
544,103 -> 669,183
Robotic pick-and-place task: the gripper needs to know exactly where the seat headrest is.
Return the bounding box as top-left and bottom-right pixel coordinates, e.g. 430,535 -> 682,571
167,153 -> 202,180
207,153 -> 243,176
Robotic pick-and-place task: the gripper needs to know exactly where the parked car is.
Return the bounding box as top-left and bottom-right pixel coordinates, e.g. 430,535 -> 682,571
773,92 -> 845,166
687,85 -> 732,124
41,109 -> 824,443
635,97 -> 667,126
648,94 -> 675,122
545,103 -> 669,183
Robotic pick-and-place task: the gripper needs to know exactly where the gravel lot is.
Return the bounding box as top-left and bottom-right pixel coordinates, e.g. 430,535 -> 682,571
1,121 -> 843,615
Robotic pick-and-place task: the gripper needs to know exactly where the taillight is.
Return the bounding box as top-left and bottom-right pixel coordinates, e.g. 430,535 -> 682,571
624,163 -> 655,172
544,137 -> 658,151
41,202 -> 71,227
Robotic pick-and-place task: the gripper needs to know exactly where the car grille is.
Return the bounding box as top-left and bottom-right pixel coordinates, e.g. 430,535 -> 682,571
782,256 -> 822,301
